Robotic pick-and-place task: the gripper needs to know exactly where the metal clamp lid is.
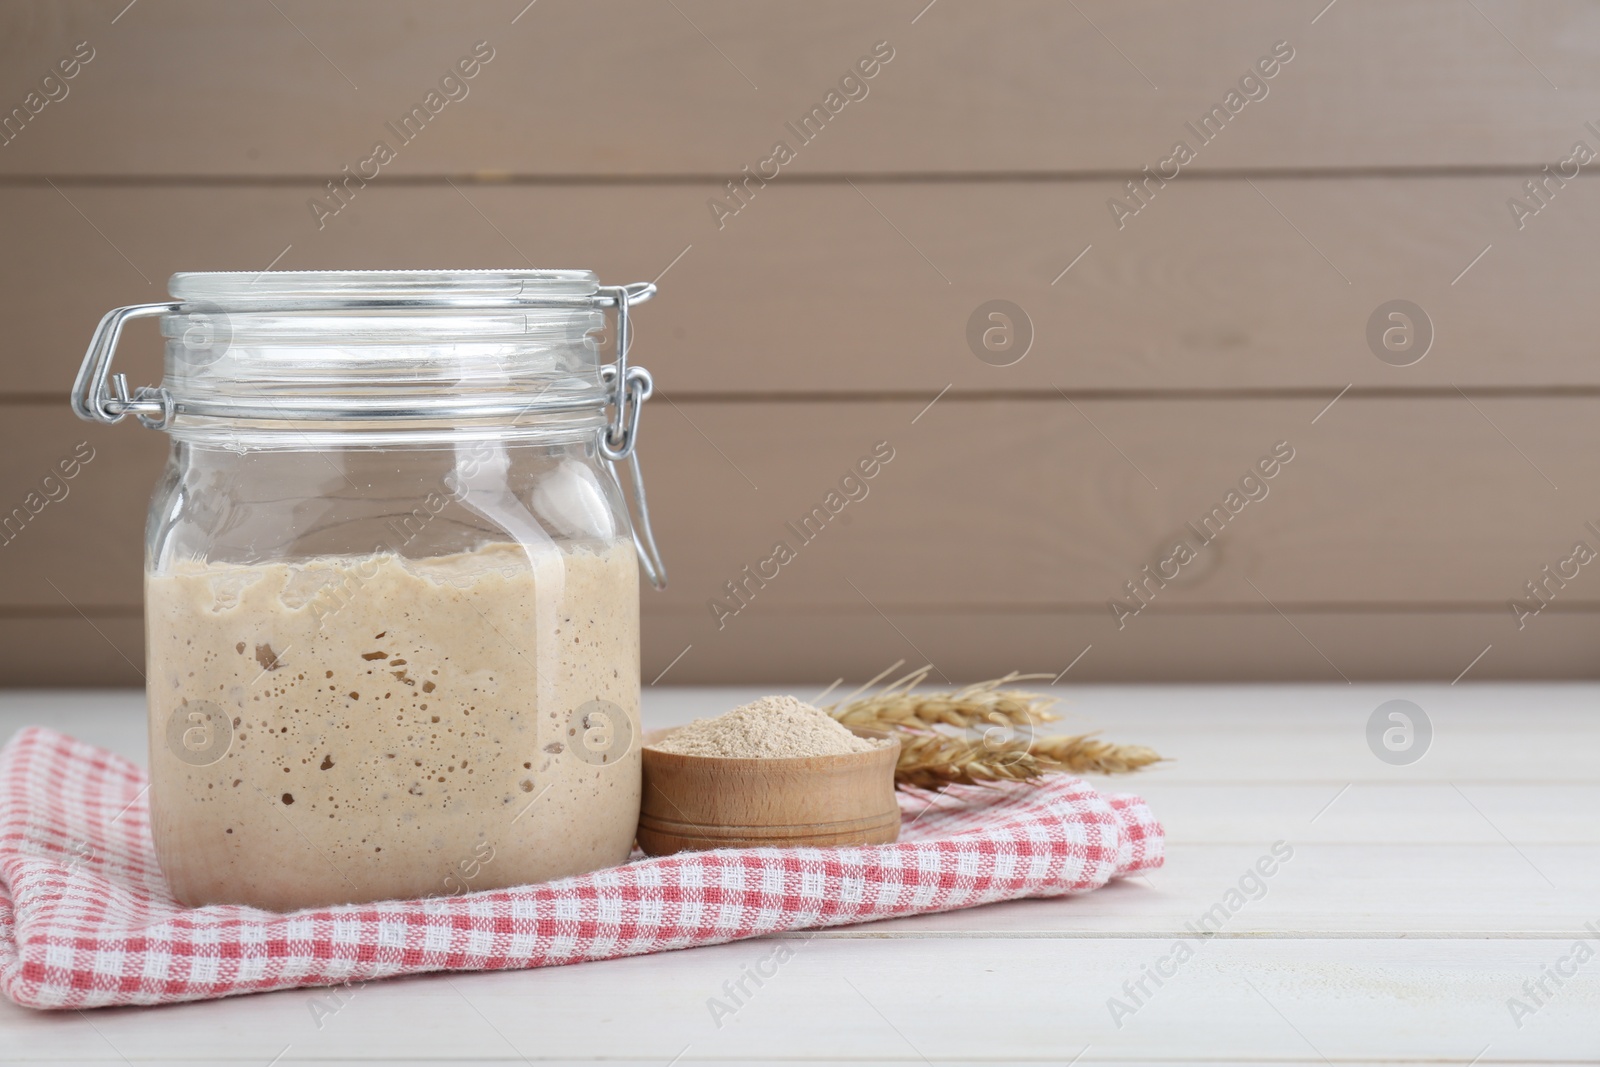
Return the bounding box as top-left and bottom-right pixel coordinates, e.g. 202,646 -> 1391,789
70,278 -> 667,589
596,283 -> 668,589
70,301 -> 179,428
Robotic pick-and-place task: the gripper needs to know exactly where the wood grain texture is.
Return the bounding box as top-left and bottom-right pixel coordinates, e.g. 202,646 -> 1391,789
3,2 -> 1597,685
849,843 -> 1600,936
6,605 -> 1594,688
636,728 -> 901,853
6,384 -> 1597,681
6,682 -> 1597,782
0,615 -> 143,687
6,397 -> 1596,610
4,178 -> 1599,396
2,1 -> 1598,176
635,607 -> 1598,684
0,685 -> 1592,1062
1121,784 -> 1600,844
1,936 -> 1595,1062
0,409 -> 161,611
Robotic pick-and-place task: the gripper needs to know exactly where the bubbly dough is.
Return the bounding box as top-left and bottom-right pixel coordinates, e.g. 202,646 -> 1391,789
145,541 -> 639,910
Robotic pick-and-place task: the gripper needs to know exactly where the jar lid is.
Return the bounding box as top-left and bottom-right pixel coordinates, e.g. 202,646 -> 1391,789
169,268 -> 601,308
73,269 -> 655,432
72,270 -> 667,588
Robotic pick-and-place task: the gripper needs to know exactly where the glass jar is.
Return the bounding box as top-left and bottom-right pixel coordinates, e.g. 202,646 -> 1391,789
72,270 -> 666,911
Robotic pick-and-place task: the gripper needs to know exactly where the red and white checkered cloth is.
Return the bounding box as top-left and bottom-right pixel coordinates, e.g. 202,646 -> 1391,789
0,726 -> 1162,1010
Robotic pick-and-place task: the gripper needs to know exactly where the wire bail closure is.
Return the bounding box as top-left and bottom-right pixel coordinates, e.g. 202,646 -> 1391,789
70,301 -> 181,429
70,279 -> 668,589
596,282 -> 668,589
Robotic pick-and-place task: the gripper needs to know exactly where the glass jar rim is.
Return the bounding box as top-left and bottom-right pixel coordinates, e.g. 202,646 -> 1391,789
143,269 -> 651,432
168,268 -> 601,309
72,271 -> 656,431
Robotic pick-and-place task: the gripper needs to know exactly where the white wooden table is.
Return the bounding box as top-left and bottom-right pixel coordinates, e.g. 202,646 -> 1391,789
1,684 -> 1596,1065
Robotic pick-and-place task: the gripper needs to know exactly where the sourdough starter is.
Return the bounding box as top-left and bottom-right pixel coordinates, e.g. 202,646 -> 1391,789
146,541 -> 639,910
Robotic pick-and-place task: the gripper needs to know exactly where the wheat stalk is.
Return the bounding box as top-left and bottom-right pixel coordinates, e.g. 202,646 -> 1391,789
894,734 -> 1165,790
826,663 -> 1165,790
830,665 -> 1061,731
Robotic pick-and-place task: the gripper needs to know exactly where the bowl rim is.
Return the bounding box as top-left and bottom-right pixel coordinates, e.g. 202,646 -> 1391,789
639,725 -> 900,766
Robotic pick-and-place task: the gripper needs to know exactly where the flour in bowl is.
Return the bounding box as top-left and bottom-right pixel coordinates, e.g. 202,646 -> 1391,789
650,695 -> 887,758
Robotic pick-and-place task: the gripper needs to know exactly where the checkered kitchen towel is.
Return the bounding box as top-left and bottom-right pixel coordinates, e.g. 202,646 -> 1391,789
0,726 -> 1162,1009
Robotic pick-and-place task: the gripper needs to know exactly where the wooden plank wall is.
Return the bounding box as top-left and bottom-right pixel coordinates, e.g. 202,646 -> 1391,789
2,0 -> 1597,685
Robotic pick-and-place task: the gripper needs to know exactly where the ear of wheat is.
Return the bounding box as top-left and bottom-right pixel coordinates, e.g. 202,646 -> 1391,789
825,663 -> 1165,791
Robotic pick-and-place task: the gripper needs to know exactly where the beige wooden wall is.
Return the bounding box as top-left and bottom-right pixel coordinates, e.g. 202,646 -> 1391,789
1,0 -> 1597,685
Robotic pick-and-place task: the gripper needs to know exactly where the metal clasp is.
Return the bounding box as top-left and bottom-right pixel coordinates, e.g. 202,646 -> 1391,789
595,282 -> 667,589
70,302 -> 179,428
596,282 -> 653,460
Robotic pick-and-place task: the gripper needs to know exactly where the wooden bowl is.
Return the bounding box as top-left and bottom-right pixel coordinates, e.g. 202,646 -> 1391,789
636,727 -> 902,855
